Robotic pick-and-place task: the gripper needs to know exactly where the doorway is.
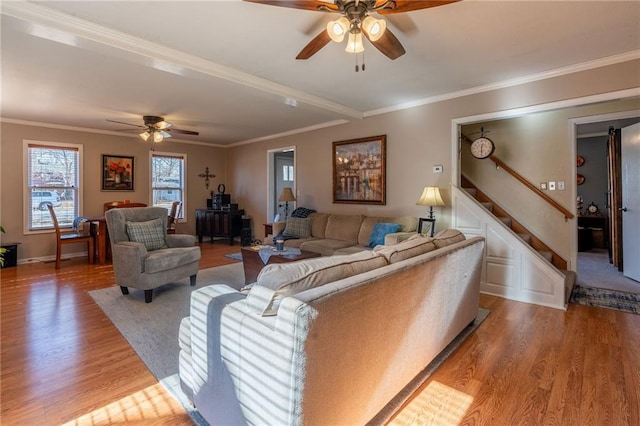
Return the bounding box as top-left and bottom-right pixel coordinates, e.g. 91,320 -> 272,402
576,115 -> 640,293
267,147 -> 296,223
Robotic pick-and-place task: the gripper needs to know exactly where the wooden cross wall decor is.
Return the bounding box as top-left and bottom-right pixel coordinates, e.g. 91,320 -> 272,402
198,167 -> 216,189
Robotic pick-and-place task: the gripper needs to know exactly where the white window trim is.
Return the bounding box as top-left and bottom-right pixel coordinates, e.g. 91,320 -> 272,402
149,151 -> 187,223
23,139 -> 84,235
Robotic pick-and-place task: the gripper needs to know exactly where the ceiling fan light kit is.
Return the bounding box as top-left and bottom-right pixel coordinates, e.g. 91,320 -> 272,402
245,0 -> 459,66
107,115 -> 199,142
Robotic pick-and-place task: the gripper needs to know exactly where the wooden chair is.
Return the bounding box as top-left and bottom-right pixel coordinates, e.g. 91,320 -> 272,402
167,201 -> 182,234
47,205 -> 95,269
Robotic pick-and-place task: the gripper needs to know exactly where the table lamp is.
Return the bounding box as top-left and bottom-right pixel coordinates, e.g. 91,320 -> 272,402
416,186 -> 445,236
278,187 -> 296,218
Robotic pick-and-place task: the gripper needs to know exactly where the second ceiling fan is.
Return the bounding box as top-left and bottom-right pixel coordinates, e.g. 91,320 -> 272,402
107,115 -> 199,142
244,0 -> 459,61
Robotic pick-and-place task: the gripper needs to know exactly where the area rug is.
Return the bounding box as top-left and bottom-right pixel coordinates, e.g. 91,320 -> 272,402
225,252 -> 243,261
570,285 -> 640,314
90,264 -> 488,424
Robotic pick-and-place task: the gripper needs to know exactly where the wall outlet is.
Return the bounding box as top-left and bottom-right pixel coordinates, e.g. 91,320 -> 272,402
557,181 -> 565,190
540,182 -> 547,190
433,165 -> 443,174
548,181 -> 556,190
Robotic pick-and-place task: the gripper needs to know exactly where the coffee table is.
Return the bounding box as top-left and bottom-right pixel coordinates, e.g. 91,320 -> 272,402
241,246 -> 320,285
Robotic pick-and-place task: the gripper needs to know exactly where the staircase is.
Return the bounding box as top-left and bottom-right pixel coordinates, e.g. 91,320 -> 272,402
453,180 -> 576,310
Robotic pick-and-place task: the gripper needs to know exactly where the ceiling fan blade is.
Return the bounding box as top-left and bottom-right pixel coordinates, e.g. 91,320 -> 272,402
243,0 -> 338,12
296,30 -> 332,60
106,119 -> 145,129
366,28 -> 405,60
170,128 -> 200,136
376,0 -> 459,14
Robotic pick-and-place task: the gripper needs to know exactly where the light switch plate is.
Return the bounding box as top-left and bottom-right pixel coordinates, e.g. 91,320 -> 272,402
540,182 -> 547,190
433,165 -> 443,174
549,181 -> 556,190
558,181 -> 565,190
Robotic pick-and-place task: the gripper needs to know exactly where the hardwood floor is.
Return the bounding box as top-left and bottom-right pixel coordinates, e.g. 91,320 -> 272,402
2,243 -> 639,425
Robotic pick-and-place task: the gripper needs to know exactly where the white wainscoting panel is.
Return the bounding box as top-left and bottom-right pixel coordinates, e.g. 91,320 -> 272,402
452,185 -> 567,310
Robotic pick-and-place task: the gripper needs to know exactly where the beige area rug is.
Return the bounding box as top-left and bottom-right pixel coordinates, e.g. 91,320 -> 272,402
89,262 -> 245,380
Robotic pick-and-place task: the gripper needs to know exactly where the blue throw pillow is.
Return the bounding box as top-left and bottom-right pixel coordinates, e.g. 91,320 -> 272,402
368,223 -> 401,248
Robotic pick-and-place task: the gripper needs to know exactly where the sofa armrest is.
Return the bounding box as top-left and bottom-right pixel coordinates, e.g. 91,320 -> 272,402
384,231 -> 417,246
112,241 -> 148,274
166,234 -> 196,247
272,221 -> 286,236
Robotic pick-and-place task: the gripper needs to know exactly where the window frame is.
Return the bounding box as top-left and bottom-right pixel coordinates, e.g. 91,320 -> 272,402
23,140 -> 83,234
149,151 -> 187,222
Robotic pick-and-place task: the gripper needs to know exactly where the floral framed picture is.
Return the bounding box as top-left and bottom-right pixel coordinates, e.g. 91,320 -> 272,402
102,154 -> 134,191
333,135 -> 386,205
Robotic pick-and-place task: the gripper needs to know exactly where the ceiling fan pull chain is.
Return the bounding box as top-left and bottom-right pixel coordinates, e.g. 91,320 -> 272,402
362,51 -> 366,71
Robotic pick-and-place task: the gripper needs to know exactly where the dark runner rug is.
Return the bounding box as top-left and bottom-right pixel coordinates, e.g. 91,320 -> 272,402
570,285 -> 640,314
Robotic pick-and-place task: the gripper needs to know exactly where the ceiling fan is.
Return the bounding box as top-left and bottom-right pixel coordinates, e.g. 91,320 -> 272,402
244,0 -> 459,62
107,115 -> 199,143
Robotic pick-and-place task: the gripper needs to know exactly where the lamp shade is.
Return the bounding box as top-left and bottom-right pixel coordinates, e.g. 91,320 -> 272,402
362,16 -> 386,42
278,187 -> 296,202
139,130 -> 151,141
416,186 -> 445,207
345,32 -> 365,53
327,17 -> 349,42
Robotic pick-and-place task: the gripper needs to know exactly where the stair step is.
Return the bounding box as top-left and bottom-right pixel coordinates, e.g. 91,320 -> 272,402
481,202 -> 494,212
464,188 -> 477,197
538,250 -> 553,262
517,233 -> 532,244
498,217 -> 512,227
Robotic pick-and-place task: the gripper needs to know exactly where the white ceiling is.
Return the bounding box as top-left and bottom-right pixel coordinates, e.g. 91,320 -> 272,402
2,0 -> 639,146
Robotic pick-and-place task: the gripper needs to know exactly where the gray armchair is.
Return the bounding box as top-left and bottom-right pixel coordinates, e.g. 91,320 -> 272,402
105,207 -> 201,303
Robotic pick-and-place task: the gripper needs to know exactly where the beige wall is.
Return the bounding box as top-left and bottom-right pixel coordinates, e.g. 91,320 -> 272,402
0,123 -> 226,260
2,59 -> 639,262
461,98 -> 640,259
227,59 -> 639,257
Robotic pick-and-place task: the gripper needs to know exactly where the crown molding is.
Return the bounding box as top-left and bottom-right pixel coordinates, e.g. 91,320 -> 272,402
1,1 -> 363,120
364,50 -> 640,118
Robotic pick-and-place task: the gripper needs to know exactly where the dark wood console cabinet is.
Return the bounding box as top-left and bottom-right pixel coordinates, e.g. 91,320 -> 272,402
196,209 -> 245,245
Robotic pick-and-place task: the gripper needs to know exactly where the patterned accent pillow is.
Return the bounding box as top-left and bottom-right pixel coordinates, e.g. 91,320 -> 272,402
291,207 -> 316,218
126,218 -> 168,251
283,217 -> 312,238
368,222 -> 401,248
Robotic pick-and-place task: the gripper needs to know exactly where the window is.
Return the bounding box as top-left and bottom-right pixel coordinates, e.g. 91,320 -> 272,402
283,165 -> 294,182
25,141 -> 82,232
151,152 -> 186,219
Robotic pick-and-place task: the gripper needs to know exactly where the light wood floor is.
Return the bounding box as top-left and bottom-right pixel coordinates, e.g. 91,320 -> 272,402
1,243 -> 639,425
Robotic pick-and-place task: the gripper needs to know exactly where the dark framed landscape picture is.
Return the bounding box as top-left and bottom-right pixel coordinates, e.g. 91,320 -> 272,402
102,154 -> 134,191
333,135 -> 386,205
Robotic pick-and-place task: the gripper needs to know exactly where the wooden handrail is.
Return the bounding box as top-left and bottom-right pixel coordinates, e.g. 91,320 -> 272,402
462,134 -> 574,220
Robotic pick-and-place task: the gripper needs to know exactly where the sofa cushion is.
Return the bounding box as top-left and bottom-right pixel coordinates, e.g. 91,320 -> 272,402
126,218 -> 168,251
368,223 -> 402,248
392,216 -> 419,232
145,246 -> 200,273
373,234 -> 436,263
433,229 -> 466,248
309,213 -> 330,238
283,217 -> 312,238
299,239 -> 354,256
247,251 -> 388,315
325,214 -> 364,243
357,217 -> 389,246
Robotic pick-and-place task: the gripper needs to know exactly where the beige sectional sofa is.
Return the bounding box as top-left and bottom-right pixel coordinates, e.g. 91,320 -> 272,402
264,212 -> 419,255
179,229 -> 485,425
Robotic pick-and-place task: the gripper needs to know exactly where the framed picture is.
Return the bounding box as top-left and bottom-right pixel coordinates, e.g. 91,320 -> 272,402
418,218 -> 436,237
333,135 -> 386,205
102,154 -> 134,191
